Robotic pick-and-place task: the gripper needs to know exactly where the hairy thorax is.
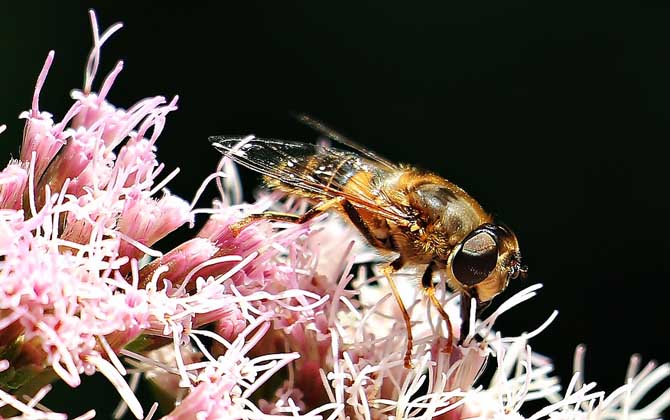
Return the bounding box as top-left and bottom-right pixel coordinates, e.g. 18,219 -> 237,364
379,168 -> 492,264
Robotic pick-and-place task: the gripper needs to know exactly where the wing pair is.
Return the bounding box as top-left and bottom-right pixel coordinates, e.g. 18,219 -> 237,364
210,118 -> 410,225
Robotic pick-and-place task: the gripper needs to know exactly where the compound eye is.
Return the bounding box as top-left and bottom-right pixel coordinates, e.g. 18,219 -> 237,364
452,230 -> 498,286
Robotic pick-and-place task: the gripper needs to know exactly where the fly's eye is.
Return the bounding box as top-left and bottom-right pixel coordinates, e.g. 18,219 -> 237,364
452,230 -> 498,286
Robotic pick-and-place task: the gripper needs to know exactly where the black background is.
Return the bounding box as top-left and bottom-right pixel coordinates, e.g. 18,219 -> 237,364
2,2 -> 669,418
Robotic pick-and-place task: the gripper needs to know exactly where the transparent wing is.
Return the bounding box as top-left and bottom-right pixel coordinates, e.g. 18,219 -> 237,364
210,136 -> 411,224
293,113 -> 398,170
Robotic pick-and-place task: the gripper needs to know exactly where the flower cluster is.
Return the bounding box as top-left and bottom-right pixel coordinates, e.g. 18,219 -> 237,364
0,11 -> 669,420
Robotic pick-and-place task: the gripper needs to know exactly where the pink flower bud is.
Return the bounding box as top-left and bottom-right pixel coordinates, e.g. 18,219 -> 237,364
35,125 -> 114,209
117,190 -> 193,263
0,162 -> 28,210
137,238 -> 218,290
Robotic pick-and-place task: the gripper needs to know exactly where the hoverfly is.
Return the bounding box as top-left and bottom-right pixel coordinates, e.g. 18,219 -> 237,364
210,116 -> 526,368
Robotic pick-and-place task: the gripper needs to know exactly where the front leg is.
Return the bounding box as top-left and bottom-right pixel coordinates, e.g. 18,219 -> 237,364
422,261 -> 454,354
383,257 -> 415,369
229,197 -> 345,235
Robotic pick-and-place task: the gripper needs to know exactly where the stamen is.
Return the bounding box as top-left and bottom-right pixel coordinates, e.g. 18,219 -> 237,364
31,51 -> 55,117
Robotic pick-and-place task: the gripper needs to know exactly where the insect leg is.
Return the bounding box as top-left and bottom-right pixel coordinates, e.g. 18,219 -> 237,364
341,200 -> 414,367
383,258 -> 415,369
422,261 -> 454,354
229,197 -> 344,235
229,211 -> 299,236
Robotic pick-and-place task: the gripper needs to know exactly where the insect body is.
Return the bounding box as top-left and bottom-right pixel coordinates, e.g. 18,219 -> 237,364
210,119 -> 525,368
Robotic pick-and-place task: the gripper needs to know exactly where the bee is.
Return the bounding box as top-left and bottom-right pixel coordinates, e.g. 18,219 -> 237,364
210,116 -> 526,368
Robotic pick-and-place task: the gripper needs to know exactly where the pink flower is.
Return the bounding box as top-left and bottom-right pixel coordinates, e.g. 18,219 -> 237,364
116,189 -> 193,271
0,10 -> 186,419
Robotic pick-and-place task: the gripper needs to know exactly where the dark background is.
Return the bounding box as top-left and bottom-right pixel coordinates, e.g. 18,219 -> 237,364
2,2 -> 669,417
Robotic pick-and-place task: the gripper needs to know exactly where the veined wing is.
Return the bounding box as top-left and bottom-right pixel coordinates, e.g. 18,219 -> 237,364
210,136 -> 410,224
293,113 -> 397,170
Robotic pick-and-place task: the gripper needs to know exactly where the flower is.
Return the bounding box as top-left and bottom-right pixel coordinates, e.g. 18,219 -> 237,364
0,9 -> 669,420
